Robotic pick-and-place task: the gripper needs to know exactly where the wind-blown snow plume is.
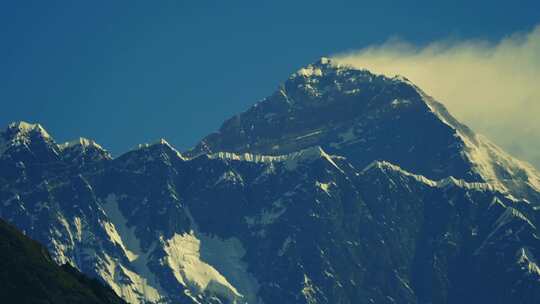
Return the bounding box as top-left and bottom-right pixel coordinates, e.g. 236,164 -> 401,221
333,25 -> 540,169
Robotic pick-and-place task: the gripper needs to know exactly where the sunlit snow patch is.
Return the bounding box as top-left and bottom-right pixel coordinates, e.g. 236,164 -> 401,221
162,231 -> 262,304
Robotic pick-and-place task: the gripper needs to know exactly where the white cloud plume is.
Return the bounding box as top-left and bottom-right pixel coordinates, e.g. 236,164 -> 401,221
333,25 -> 540,169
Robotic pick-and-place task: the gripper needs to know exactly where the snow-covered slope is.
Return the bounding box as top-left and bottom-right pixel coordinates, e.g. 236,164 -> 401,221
420,90 -> 540,200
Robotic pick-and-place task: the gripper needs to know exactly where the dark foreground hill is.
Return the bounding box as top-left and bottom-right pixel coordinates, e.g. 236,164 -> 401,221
0,218 -> 126,304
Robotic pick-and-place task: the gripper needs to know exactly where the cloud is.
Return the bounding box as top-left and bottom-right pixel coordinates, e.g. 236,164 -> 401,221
333,25 -> 540,170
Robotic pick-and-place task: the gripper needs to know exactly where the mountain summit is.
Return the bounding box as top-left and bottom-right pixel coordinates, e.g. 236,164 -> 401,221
1,60 -> 540,304
189,58 -> 540,200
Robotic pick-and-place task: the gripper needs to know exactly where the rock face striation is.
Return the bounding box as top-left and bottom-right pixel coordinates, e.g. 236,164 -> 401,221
1,59 -> 540,303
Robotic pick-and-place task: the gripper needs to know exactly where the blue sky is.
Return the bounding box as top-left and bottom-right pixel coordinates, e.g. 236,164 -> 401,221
1,1 -> 539,156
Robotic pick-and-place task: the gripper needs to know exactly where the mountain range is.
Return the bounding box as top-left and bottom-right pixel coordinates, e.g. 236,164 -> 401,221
1,58 -> 540,303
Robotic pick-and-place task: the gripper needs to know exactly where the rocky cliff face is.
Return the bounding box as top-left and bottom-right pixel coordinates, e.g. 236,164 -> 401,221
1,59 -> 540,304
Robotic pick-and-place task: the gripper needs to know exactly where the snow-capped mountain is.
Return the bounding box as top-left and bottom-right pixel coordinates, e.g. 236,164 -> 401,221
188,58 -> 540,201
1,59 -> 540,304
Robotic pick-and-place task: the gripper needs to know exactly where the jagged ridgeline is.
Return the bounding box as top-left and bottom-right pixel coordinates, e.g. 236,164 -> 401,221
1,58 -> 540,304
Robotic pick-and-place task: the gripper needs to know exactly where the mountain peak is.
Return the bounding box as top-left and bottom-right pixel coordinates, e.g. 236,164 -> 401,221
189,59 -> 426,157
289,56 -> 347,80
0,121 -> 58,159
282,58 -> 396,108
59,137 -> 112,163
132,138 -> 186,161
188,59 -> 540,200
291,57 -> 413,87
5,121 -> 51,140
60,137 -> 104,150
